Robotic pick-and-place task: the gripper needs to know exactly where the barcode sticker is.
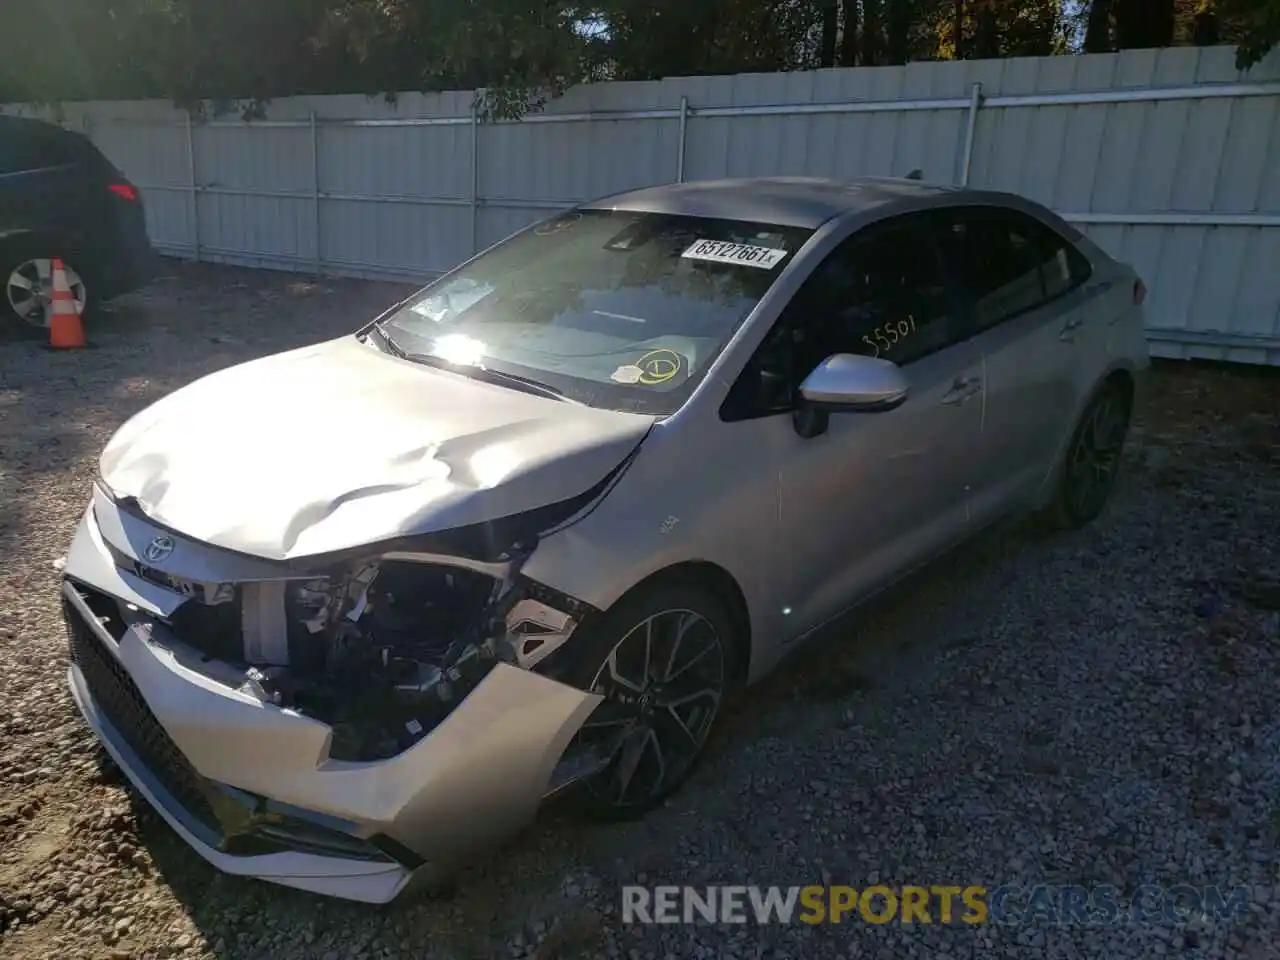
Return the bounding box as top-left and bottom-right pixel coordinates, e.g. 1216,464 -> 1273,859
681,239 -> 788,270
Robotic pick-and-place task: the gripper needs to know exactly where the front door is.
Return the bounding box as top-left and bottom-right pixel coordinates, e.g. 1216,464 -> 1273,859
725,214 -> 984,638
778,341 -> 984,633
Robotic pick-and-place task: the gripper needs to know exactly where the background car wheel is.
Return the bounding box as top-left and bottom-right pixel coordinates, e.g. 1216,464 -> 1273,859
566,580 -> 738,821
2,247 -> 95,335
1044,379 -> 1132,530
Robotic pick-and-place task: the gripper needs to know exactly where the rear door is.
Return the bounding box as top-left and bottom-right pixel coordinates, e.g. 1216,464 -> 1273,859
932,205 -> 1095,524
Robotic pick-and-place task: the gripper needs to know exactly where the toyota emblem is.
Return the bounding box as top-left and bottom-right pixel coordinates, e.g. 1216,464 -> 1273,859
143,535 -> 175,563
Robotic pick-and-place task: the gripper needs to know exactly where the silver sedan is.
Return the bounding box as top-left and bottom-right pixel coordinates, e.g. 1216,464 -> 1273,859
60,176 -> 1149,902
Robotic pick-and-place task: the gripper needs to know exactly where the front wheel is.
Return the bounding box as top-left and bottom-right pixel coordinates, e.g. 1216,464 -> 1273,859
1044,380 -> 1132,530
567,581 -> 736,821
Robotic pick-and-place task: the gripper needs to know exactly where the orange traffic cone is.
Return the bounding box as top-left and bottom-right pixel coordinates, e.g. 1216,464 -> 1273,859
47,258 -> 86,349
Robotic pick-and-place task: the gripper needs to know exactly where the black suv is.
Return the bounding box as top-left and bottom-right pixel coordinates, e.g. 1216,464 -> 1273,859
1,116 -> 157,332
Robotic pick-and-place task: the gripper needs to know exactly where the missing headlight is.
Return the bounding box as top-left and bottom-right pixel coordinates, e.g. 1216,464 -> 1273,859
239,559 -> 501,760
215,558 -> 589,761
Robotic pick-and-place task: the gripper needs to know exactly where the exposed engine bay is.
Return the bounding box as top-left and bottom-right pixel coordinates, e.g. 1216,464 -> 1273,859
161,556 -> 585,762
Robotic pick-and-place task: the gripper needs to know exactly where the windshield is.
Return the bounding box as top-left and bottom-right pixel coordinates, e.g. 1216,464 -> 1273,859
375,209 -> 813,415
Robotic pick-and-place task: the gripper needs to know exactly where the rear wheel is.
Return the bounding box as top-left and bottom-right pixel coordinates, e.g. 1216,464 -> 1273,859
2,248 -> 94,334
1045,380 -> 1132,529
568,581 -> 736,820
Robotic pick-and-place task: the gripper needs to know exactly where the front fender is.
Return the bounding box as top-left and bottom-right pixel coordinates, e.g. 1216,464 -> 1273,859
521,419 -> 785,682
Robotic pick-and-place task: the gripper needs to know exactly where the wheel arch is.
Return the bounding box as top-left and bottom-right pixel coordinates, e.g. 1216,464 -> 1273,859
1101,365 -> 1136,411
1033,360 -> 1138,511
0,228 -> 97,282
598,560 -> 754,685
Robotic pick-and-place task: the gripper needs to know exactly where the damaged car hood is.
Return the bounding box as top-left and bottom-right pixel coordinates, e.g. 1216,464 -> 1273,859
99,335 -> 654,561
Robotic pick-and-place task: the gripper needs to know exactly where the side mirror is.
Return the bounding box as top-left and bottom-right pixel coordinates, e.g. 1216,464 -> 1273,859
793,353 -> 910,438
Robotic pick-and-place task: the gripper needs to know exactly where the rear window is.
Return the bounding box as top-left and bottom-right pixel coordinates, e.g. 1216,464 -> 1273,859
379,209 -> 812,415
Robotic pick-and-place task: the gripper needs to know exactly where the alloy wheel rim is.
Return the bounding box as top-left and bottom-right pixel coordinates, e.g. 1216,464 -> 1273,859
1066,395 -> 1127,520
581,608 -> 726,808
5,259 -> 87,327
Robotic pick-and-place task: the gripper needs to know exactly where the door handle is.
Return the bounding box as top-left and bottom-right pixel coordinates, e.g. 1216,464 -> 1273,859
941,376 -> 981,406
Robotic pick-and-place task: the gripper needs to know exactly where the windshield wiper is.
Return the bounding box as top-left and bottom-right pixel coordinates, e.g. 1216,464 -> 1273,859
368,324 -> 577,404
367,321 -> 408,359
463,365 -> 582,405
388,348 -> 579,405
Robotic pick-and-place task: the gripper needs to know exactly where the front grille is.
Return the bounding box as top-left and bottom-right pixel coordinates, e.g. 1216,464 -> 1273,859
63,593 -> 220,831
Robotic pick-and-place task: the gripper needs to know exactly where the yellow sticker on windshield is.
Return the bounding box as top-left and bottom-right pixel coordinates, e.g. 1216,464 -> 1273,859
636,348 -> 683,385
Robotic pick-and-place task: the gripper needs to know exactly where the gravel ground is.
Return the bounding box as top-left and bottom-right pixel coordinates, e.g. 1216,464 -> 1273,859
1,262 -> 1278,960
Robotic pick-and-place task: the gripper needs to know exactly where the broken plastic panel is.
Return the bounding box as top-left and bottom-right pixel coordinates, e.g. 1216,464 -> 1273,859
157,553 -> 584,763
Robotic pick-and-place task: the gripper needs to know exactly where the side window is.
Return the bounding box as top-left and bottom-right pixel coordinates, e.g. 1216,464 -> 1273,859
935,207 -> 1090,331
31,132 -> 77,170
721,217 -> 964,421
800,219 -> 958,369
1036,221 -> 1093,298
0,128 -> 75,175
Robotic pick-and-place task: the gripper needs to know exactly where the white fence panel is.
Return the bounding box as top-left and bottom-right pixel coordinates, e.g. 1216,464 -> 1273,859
7,46 -> 1280,363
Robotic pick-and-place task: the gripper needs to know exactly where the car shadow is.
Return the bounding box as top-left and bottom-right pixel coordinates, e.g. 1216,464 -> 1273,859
738,512 -> 1047,715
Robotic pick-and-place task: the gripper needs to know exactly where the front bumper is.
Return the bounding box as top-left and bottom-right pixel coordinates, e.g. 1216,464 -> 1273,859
61,501 -> 602,903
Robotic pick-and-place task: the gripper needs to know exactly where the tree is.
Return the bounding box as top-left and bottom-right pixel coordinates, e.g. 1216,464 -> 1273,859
1084,0 -> 1113,51
591,1 -> 826,81
862,0 -> 886,64
1193,7 -> 1222,44
309,0 -> 593,115
1083,0 -> 1278,64
821,2 -> 840,66
887,0 -> 913,63
1114,0 -> 1177,48
1218,0 -> 1280,66
839,0 -> 861,65
974,0 -> 1000,57
2,0 -> 1276,114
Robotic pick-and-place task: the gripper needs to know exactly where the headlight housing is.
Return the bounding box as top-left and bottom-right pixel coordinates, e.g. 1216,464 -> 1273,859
233,550 -> 594,762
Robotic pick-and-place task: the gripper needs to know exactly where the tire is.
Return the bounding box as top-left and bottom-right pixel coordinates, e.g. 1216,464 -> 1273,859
564,580 -> 738,821
1043,379 -> 1132,530
1,243 -> 97,336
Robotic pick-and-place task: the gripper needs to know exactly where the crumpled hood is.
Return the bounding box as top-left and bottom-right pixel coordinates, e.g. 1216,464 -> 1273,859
99,336 -> 654,561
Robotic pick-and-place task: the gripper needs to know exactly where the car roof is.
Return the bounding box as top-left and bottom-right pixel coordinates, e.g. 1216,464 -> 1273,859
581,176 -> 970,229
